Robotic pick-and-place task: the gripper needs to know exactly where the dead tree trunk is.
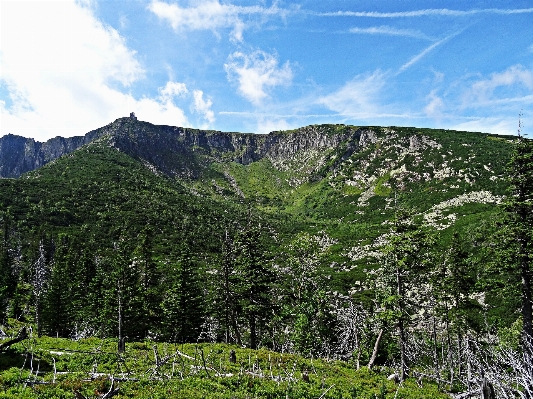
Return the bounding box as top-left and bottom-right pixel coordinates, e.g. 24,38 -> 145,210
481,373 -> 496,399
0,327 -> 27,352
397,265 -> 409,381
118,290 -> 124,353
367,328 -> 383,370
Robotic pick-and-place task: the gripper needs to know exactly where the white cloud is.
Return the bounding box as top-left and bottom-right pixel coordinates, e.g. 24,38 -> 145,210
225,50 -> 293,106
349,26 -> 433,40
462,65 -> 533,106
119,14 -> 129,30
397,30 -> 462,74
0,0 -> 193,140
193,90 -> 215,125
148,0 -> 290,42
317,70 -> 387,116
316,8 -> 533,18
424,90 -> 445,118
159,81 -> 189,104
256,117 -> 292,135
451,118 -> 516,136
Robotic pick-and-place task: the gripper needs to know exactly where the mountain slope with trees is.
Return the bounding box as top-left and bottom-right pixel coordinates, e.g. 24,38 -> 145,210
1,116 -> 531,397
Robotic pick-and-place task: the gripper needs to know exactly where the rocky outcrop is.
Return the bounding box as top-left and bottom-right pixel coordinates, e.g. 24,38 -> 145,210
0,117 -> 367,178
0,129 -> 105,178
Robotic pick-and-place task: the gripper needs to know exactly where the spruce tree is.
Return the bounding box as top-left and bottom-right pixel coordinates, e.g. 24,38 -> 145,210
431,231 -> 479,383
161,246 -> 204,343
129,229 -> 161,338
378,209 -> 433,381
233,225 -> 272,350
42,234 -> 71,337
502,121 -> 533,347
31,239 -> 53,337
282,232 -> 334,355
208,230 -> 241,344
0,210 -> 15,323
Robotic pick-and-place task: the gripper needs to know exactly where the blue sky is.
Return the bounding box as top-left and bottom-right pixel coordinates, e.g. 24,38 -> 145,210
1,0 -> 532,141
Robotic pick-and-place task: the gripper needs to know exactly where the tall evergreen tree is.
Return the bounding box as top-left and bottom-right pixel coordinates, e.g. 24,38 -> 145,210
161,245 -> 204,343
0,210 -> 16,323
378,210 -> 433,381
233,225 -> 273,349
502,122 -> 533,347
31,239 -> 53,337
281,232 -> 334,355
129,229 -> 161,338
42,234 -> 71,337
208,230 -> 241,344
88,251 -> 116,337
431,231 -> 480,383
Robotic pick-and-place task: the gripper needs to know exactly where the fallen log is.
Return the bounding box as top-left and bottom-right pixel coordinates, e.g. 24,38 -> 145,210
0,327 -> 28,352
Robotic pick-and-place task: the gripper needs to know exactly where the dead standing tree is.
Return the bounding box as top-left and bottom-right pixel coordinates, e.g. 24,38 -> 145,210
32,240 -> 51,337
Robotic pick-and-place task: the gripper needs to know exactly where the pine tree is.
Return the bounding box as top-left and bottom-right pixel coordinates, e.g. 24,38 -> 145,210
42,234 -> 71,337
233,225 -> 273,349
31,239 -> 53,337
161,245 -> 204,343
502,117 -> 533,347
208,230 -> 241,344
378,209 -> 433,381
0,210 -> 16,323
432,231 -> 479,384
282,232 -> 334,355
129,229 -> 161,338
88,251 -> 116,337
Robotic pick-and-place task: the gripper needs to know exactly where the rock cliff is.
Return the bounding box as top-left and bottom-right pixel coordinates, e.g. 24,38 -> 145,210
0,129 -> 105,178
0,116 -> 366,179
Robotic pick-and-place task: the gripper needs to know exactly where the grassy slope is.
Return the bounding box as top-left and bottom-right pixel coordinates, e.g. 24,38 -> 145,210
199,125 -> 511,229
0,124 -> 510,291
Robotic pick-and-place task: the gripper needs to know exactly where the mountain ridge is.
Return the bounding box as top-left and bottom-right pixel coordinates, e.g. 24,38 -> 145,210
0,115 -> 521,366
2,115 -> 504,180
0,116 -> 514,240
0,116 -> 367,179
0,116 -> 516,258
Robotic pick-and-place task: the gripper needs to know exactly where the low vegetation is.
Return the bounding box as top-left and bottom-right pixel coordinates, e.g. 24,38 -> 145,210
0,329 -> 448,399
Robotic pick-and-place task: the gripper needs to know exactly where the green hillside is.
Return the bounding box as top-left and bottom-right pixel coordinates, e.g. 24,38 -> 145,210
2,120 -> 531,398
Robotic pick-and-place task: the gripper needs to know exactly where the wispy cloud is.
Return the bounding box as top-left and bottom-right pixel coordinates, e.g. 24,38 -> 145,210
424,90 -> 445,118
193,90 -> 215,125
397,30 -> 463,74
451,118 -> 516,136
461,65 -> 533,107
315,8 -> 533,18
349,25 -> 433,40
224,50 -> 293,106
254,117 -> 293,134
219,111 -> 340,118
317,70 -> 388,116
148,0 -> 292,42
467,95 -> 533,107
